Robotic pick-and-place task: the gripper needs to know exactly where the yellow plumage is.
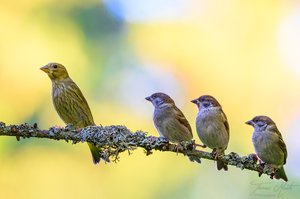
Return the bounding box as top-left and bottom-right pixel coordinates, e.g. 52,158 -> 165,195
41,62 -> 101,164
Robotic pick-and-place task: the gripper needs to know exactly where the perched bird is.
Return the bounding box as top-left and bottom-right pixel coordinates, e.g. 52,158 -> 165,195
245,115 -> 288,182
191,95 -> 229,171
146,92 -> 201,162
40,62 -> 102,164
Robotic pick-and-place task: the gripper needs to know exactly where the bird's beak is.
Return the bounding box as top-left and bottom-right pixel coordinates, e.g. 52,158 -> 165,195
245,120 -> 253,126
145,96 -> 152,101
191,99 -> 198,104
40,65 -> 49,73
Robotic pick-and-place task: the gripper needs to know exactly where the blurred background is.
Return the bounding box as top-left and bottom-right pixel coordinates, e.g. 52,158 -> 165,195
0,0 -> 300,198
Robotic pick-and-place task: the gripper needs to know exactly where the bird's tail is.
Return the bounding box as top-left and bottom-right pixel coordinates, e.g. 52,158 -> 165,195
216,160 -> 228,171
275,167 -> 288,182
188,155 -> 201,164
215,150 -> 228,171
87,142 -> 102,164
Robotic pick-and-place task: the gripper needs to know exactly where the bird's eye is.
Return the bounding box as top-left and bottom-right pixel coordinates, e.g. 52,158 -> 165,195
53,65 -> 58,69
256,121 -> 265,127
202,101 -> 210,108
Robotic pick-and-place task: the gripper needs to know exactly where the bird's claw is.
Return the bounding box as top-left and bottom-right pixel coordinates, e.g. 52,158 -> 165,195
174,143 -> 183,155
270,168 -> 278,179
248,153 -> 259,163
259,161 -> 266,167
212,149 -> 219,160
191,140 -> 206,150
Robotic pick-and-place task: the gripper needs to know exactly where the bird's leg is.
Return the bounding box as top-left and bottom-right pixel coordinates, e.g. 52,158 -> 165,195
212,148 -> 218,160
65,123 -> 77,131
259,161 -> 266,168
174,143 -> 184,155
248,153 -> 259,163
191,140 -> 206,150
213,148 -> 225,161
248,154 -> 263,177
258,160 -> 266,177
269,167 -> 278,179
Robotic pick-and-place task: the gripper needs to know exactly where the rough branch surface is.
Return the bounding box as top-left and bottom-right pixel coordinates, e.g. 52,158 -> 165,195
0,122 -> 275,179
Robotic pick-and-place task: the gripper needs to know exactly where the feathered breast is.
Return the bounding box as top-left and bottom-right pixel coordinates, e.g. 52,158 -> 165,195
51,79 -> 94,128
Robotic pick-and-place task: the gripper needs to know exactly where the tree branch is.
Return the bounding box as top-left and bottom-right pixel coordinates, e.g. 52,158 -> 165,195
0,122 -> 275,179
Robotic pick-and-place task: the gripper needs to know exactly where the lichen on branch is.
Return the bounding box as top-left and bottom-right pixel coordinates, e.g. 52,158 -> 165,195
0,122 -> 275,179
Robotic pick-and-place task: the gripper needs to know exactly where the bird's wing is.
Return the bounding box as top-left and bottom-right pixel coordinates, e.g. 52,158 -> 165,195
67,80 -> 95,127
272,127 -> 287,165
174,106 -> 193,137
221,109 -> 230,137
280,138 -> 288,165
277,132 -> 287,165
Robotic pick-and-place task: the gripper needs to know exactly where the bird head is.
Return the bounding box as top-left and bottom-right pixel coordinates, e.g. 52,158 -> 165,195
245,115 -> 276,132
40,62 -> 69,81
191,95 -> 221,109
145,92 -> 175,108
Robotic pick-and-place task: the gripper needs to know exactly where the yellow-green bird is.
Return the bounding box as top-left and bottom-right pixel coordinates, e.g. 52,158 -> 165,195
40,62 -> 101,164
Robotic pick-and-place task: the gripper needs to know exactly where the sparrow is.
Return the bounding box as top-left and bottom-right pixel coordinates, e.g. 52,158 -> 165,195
40,62 -> 102,164
245,115 -> 288,181
191,95 -> 229,171
146,92 -> 201,162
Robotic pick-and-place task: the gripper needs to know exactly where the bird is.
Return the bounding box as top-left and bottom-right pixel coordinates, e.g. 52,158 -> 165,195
40,62 -> 102,164
191,95 -> 229,171
245,115 -> 288,182
145,92 -> 201,162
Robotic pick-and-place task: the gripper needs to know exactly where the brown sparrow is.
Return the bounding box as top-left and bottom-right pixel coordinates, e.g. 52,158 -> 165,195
246,115 -> 288,181
145,93 -> 193,143
191,95 -> 229,171
146,92 -> 201,162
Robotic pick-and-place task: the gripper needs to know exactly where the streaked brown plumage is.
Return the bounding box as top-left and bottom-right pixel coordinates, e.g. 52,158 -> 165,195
191,95 -> 229,171
146,92 -> 201,163
40,62 -> 101,164
246,115 -> 288,181
146,92 -> 193,142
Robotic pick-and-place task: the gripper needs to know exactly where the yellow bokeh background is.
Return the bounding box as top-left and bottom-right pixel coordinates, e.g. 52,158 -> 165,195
0,0 -> 300,198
